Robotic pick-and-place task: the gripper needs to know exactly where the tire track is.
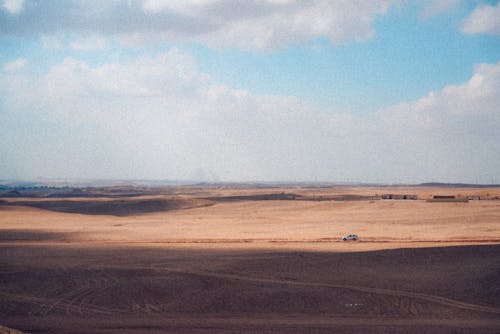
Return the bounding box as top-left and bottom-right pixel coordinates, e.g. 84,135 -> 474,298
0,266 -> 126,316
155,266 -> 500,315
0,290 -> 120,315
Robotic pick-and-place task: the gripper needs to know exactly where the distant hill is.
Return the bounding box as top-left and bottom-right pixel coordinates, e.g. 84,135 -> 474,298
419,182 -> 500,188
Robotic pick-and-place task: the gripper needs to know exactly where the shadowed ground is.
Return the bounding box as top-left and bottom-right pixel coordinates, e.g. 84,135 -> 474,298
0,198 -> 214,216
0,238 -> 499,333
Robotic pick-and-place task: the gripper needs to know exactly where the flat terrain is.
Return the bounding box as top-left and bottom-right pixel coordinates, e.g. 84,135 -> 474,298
0,185 -> 499,333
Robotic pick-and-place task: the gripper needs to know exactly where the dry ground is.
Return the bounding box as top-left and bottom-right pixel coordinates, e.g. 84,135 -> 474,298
0,186 -> 499,333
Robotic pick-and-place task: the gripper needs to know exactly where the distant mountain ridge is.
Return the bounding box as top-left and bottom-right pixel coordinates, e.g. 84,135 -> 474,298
418,182 -> 500,188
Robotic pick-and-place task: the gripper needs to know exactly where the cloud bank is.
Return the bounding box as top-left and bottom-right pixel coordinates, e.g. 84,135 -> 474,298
1,49 -> 499,183
0,0 -> 398,49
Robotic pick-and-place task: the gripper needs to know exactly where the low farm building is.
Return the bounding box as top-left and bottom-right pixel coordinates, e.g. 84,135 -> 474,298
381,194 -> 417,200
427,195 -> 469,203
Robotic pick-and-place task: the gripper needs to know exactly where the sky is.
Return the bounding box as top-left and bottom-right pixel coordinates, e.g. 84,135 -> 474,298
1,0 -> 500,184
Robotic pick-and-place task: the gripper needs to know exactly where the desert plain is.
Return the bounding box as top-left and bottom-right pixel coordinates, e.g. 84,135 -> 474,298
0,185 -> 499,333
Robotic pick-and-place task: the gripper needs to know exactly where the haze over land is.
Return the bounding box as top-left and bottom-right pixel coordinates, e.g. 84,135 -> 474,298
1,0 -> 500,183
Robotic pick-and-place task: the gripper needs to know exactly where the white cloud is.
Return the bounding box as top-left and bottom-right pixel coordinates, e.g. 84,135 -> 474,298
143,0 -> 397,49
1,50 -> 499,183
380,61 -> 500,127
461,2 -> 500,35
142,0 -> 219,14
0,49 -> 369,181
0,0 -> 399,50
70,35 -> 107,51
2,57 -> 27,72
1,0 -> 23,14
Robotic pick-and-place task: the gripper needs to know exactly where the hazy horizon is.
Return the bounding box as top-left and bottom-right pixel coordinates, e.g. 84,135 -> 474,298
2,177 -> 500,189
1,1 -> 500,183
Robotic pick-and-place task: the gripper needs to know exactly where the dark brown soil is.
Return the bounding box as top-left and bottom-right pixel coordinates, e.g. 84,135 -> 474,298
1,242 -> 499,333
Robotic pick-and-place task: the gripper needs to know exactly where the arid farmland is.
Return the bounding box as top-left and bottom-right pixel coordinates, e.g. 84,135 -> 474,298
1,185 -> 500,333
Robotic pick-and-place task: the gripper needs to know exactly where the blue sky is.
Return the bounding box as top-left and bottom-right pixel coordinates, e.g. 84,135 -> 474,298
188,2 -> 500,112
1,0 -> 500,183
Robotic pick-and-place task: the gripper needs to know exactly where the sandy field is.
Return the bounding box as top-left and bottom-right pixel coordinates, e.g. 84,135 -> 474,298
0,185 -> 499,333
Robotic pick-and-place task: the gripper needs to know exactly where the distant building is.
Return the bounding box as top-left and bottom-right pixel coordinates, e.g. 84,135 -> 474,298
427,195 -> 468,202
403,195 -> 418,200
381,194 -> 417,200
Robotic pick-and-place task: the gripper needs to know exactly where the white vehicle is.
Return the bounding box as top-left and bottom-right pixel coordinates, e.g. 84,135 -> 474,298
342,234 -> 358,241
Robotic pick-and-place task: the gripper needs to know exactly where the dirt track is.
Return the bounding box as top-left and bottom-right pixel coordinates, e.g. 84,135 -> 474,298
1,186 -> 500,333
